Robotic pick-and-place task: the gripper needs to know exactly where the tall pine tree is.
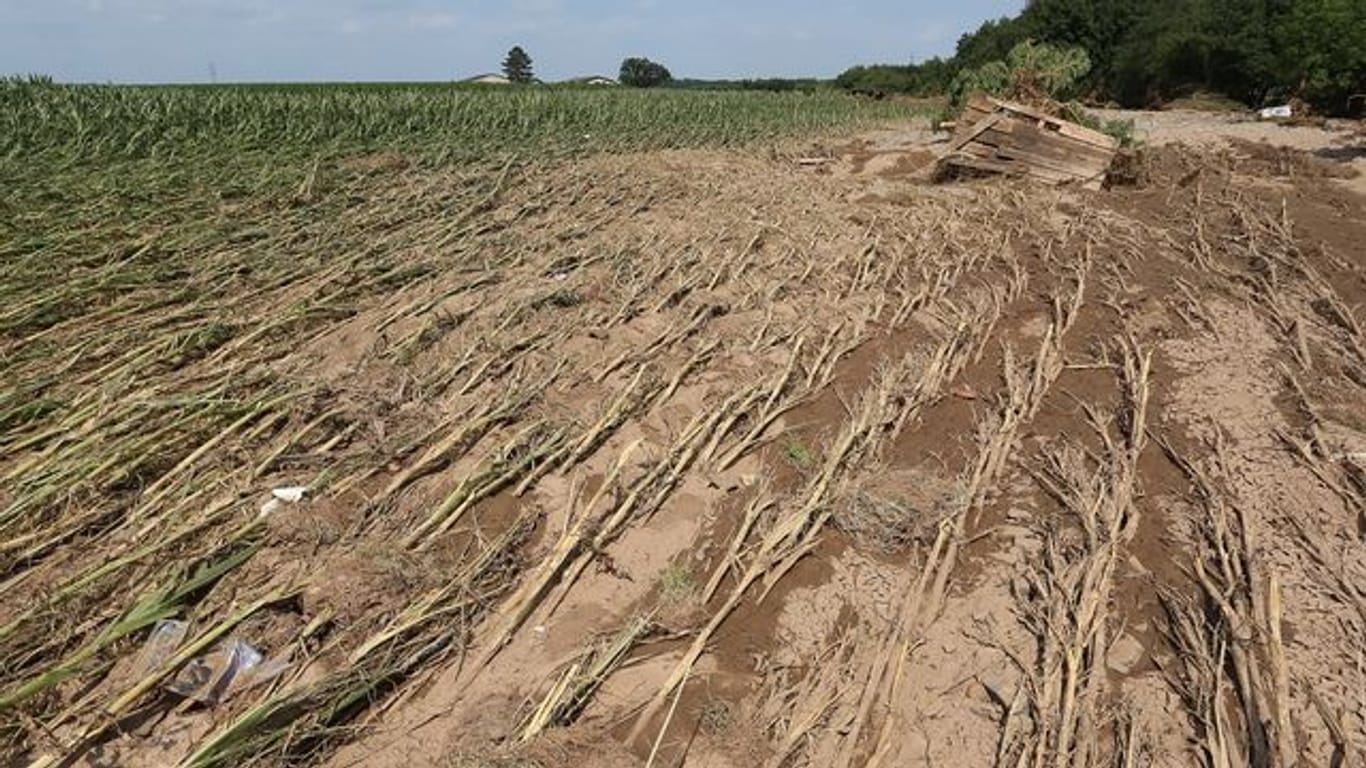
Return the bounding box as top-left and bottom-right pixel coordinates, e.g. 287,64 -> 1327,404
502,46 -> 534,84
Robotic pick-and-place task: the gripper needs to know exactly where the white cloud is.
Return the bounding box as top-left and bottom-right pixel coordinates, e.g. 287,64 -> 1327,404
408,11 -> 458,30
511,0 -> 563,15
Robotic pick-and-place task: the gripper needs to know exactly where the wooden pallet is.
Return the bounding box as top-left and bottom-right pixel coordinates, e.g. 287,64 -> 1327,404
939,96 -> 1119,190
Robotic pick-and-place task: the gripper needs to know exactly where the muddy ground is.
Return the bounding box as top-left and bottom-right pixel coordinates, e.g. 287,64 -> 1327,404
7,111 -> 1366,768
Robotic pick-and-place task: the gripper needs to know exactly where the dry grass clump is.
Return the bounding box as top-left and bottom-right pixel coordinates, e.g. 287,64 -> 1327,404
519,616 -> 654,743
1155,435 -> 1299,768
831,469 -> 965,554
993,338 -> 1151,768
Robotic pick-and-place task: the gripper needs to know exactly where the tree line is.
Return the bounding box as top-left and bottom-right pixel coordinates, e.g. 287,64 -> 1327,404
838,0 -> 1366,114
500,46 -> 676,87
496,47 -> 830,92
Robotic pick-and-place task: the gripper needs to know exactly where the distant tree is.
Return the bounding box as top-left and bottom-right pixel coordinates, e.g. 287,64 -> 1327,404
1274,0 -> 1366,112
502,46 -> 534,83
619,57 -> 673,88
955,17 -> 1032,69
835,57 -> 955,96
836,0 -> 1363,114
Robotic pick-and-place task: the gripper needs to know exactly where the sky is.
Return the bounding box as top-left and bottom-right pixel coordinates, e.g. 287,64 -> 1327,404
0,0 -> 1025,84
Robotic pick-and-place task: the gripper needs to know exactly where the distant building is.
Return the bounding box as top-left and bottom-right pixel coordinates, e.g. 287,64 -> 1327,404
464,73 -> 511,85
568,76 -> 619,86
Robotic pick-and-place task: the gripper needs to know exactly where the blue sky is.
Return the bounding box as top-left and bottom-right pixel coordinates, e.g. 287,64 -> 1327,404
0,1 -> 1024,83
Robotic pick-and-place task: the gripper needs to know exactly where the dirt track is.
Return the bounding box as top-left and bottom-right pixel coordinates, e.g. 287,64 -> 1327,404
10,112 -> 1366,767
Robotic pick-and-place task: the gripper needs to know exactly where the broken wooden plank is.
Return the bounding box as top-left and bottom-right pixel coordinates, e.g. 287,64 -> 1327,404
960,96 -> 1118,156
976,127 -> 1113,175
948,110 -> 1006,152
943,153 -> 1027,177
977,125 -> 1116,166
939,95 -> 1118,189
957,146 -> 1077,183
975,95 -> 1118,151
946,144 -> 1101,187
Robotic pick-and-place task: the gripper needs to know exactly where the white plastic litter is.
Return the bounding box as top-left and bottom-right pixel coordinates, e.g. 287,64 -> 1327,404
132,619 -> 190,676
233,654 -> 291,694
258,499 -> 280,518
165,638 -> 287,705
1258,105 -> 1292,119
272,486 -> 307,503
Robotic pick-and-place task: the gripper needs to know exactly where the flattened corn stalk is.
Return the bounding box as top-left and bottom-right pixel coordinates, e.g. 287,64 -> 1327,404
180,508 -> 534,768
1002,338 -> 1151,768
852,268 -> 1082,768
1,83 -> 934,765
1155,434 -> 1297,768
474,382 -> 761,674
518,614 -> 654,742
629,287 -> 1008,745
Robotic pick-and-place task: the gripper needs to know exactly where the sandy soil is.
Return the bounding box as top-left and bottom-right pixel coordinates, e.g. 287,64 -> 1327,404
322,112 -> 1366,768
8,110 -> 1366,768
1097,107 -> 1366,195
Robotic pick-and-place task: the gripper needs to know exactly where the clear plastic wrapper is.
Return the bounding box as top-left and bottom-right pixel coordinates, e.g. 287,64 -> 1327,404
131,619 -> 189,676
166,639 -> 265,705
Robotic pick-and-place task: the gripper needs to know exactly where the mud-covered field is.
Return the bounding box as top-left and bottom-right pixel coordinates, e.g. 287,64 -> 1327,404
4,108 -> 1365,767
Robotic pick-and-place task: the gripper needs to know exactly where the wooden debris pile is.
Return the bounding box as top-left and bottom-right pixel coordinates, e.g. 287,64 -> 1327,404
938,95 -> 1120,189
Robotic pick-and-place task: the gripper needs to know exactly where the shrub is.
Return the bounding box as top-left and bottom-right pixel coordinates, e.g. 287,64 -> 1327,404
619,57 -> 673,89
947,40 -> 1092,109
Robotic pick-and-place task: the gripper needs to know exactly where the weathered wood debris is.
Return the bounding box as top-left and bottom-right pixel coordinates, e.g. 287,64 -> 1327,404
938,95 -> 1120,189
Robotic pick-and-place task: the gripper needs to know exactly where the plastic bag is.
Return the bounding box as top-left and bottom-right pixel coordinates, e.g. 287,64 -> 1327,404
272,486 -> 307,503
132,619 -> 189,676
166,639 -> 261,705
231,655 -> 291,695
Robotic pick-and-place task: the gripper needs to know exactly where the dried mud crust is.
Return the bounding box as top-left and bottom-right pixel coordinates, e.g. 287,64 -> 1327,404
4,123 -> 1365,768
1095,107 -> 1366,197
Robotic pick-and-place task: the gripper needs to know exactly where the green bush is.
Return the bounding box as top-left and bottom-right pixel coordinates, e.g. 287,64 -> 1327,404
619,57 -> 673,89
834,57 -> 954,96
947,40 -> 1092,109
1275,0 -> 1366,113
947,61 -> 1012,107
875,0 -> 1366,115
1007,40 -> 1092,100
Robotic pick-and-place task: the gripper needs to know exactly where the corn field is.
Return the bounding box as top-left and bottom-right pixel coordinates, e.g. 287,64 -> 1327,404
1,80 -> 923,164
0,81 -> 931,767
3,78 -> 1363,768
